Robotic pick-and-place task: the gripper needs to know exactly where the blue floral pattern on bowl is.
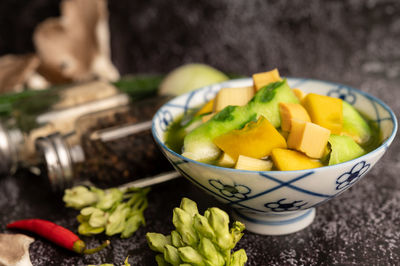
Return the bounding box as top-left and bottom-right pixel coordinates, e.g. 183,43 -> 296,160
336,161 -> 370,190
159,109 -> 174,131
327,85 -> 356,104
209,179 -> 251,200
264,198 -> 308,212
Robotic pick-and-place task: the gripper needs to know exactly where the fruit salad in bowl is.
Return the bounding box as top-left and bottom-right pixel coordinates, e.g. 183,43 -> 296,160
152,69 -> 397,235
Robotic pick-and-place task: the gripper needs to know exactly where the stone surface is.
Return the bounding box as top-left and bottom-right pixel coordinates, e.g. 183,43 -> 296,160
0,0 -> 400,265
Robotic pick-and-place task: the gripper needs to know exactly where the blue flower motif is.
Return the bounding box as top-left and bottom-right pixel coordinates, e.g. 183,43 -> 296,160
327,86 -> 356,105
209,179 -> 251,200
264,198 -> 307,212
159,109 -> 173,131
336,161 -> 370,190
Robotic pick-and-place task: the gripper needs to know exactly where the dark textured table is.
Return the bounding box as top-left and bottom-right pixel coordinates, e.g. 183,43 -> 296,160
0,142 -> 399,266
1,0 -> 400,265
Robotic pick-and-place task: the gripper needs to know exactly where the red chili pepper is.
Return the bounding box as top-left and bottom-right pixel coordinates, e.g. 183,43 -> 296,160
7,219 -> 110,254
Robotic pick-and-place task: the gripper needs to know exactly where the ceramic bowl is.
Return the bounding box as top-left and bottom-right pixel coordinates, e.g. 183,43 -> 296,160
152,78 -> 397,235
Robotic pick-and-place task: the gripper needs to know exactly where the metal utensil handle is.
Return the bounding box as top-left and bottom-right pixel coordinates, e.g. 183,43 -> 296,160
118,171 -> 181,190
90,120 -> 153,142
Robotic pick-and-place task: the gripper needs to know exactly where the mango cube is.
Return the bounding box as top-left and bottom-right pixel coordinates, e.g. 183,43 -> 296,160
235,155 -> 272,171
252,68 -> 282,91
302,93 -> 343,134
287,119 -> 331,159
217,153 -> 236,168
213,86 -> 254,112
271,148 -> 323,171
292,88 -> 306,101
279,102 -> 311,132
279,129 -> 289,140
213,116 -> 287,160
196,99 -> 214,116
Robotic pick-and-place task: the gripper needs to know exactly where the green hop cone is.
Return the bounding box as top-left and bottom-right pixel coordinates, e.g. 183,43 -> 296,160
88,209 -> 108,228
229,249 -> 248,266
198,237 -> 225,266
178,246 -> 205,266
205,208 -> 234,250
193,214 -> 215,239
105,204 -> 129,236
146,233 -> 172,253
146,198 -> 247,266
90,186 -> 105,198
97,188 -> 124,210
155,254 -> 169,266
80,207 -> 109,228
63,186 -> 98,209
173,207 -> 198,246
230,221 -> 245,246
64,185 -> 149,239
121,212 -> 145,238
179,197 -> 199,217
78,222 -> 104,236
76,214 -> 88,223
80,206 -> 98,216
164,244 -> 181,265
171,230 -> 184,248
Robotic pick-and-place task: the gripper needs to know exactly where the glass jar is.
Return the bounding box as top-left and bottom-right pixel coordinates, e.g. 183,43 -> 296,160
0,75 -> 163,176
36,96 -> 174,190
0,81 -> 129,176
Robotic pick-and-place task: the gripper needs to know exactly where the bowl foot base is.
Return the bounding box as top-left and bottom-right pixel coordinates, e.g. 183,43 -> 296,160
232,208 -> 315,235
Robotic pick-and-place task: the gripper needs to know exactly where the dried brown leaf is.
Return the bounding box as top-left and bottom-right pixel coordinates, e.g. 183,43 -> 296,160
34,0 -> 119,84
0,54 -> 40,93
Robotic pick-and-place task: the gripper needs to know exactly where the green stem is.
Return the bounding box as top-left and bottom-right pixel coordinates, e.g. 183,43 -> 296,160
83,240 -> 111,254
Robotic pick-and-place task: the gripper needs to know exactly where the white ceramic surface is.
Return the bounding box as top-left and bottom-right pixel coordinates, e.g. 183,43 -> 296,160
152,78 -> 397,235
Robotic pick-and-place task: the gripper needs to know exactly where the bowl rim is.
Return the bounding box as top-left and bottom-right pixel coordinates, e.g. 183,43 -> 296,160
152,77 -> 398,175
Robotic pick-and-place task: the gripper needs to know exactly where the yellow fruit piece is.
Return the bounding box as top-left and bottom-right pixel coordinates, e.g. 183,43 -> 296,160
279,102 -> 311,132
292,88 -> 306,101
302,93 -> 343,134
213,116 -> 287,160
279,129 -> 289,140
196,99 -> 215,116
252,68 -> 282,91
213,86 -> 254,112
217,153 -> 236,168
235,155 -> 273,171
271,148 -> 323,171
287,119 -> 331,159
201,113 -> 215,123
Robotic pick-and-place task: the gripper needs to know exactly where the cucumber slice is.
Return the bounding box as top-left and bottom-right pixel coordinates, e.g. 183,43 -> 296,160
328,135 -> 366,165
250,80 -> 299,127
182,105 -> 255,162
342,101 -> 372,145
